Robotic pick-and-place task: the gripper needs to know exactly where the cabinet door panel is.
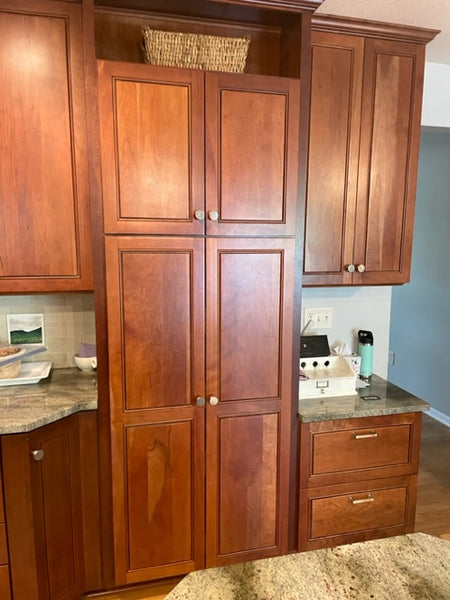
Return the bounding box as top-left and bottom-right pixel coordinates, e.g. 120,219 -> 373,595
32,425 -> 82,600
0,0 -> 93,291
105,236 -> 205,583
206,73 -> 300,236
126,422 -> 194,570
206,238 -> 295,566
106,237 -> 205,411
98,61 -> 204,235
354,39 -> 424,284
218,412 -> 279,555
303,32 -> 363,285
2,416 -> 84,600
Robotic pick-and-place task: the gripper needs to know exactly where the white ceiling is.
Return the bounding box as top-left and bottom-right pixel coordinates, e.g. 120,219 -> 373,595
317,0 -> 450,65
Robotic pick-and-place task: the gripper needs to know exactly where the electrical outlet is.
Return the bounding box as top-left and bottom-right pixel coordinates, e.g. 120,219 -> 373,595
303,307 -> 333,331
388,351 -> 396,365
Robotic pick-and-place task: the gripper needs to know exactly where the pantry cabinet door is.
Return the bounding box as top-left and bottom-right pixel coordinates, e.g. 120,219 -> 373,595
105,236 -> 205,583
98,62 -> 204,235
205,237 -> 296,566
0,0 -> 93,292
303,31 -> 364,285
205,73 -> 300,236
353,38 -> 425,285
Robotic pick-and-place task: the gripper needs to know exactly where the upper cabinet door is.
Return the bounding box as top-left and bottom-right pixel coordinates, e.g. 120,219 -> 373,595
98,61 -> 205,235
0,0 -> 93,292
303,32 -> 364,285
205,73 -> 300,236
353,38 -> 425,285
304,29 -> 426,286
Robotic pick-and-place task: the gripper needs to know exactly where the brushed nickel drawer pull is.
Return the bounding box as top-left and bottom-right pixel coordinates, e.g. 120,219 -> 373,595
353,431 -> 378,439
349,493 -> 374,505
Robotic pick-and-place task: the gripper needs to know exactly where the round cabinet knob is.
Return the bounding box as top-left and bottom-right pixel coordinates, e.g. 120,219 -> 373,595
196,396 -> 206,406
357,264 -> 366,273
194,209 -> 205,221
346,264 -> 356,273
209,395 -> 219,406
31,449 -> 44,461
208,210 -> 219,221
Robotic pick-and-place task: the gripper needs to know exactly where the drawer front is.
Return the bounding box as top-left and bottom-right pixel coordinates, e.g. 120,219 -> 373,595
0,565 -> 11,600
0,524 -> 8,565
312,424 -> 412,474
310,486 -> 407,539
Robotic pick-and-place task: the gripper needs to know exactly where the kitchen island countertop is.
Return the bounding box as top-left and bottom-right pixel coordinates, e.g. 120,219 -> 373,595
0,367 -> 97,434
299,374 -> 430,422
166,533 -> 450,600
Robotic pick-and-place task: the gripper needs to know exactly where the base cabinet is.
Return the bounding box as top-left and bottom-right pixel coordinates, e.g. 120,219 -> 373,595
0,470 -> 11,600
1,413 -> 99,600
297,413 -> 422,551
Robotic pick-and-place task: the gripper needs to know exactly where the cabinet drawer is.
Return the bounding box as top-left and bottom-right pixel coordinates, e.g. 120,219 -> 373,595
0,524 -> 8,565
312,424 -> 412,474
0,565 -> 11,600
298,475 -> 417,551
310,486 -> 407,539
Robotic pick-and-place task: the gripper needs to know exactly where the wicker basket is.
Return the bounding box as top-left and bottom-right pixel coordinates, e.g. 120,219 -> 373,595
142,27 -> 250,73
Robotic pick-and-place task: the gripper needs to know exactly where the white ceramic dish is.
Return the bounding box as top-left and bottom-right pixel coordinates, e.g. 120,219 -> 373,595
0,361 -> 52,387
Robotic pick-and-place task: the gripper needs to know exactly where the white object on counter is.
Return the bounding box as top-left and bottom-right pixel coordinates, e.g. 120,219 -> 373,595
0,362 -> 52,386
299,355 -> 357,399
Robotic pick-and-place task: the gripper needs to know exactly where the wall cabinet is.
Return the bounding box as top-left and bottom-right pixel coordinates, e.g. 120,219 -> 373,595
0,0 -> 93,292
297,412 -> 422,550
1,413 -> 99,600
303,20 -> 436,286
98,61 -> 300,237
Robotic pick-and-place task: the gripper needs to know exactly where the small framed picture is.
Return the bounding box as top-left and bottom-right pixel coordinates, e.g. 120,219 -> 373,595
7,314 -> 45,346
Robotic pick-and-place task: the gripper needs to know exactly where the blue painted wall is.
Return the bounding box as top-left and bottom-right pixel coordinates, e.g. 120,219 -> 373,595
388,128 -> 450,420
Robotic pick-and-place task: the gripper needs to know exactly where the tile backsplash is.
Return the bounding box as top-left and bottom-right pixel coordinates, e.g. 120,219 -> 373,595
0,293 -> 96,368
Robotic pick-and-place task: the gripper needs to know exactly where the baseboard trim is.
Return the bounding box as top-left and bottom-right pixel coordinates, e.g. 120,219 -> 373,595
428,407 -> 450,427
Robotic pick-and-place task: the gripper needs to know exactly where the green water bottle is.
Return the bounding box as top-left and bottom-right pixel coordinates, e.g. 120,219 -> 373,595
358,330 -> 373,381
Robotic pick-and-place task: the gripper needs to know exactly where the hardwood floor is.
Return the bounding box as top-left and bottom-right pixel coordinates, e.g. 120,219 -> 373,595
87,413 -> 450,600
414,413 -> 450,538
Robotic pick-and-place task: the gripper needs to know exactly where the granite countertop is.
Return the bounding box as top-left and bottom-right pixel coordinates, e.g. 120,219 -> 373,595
299,374 -> 430,422
166,533 -> 450,600
0,367 -> 98,434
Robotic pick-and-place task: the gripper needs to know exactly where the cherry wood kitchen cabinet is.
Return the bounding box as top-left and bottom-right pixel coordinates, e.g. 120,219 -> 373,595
0,412 -> 99,600
0,0 -> 93,292
98,61 -> 300,237
88,0 -> 316,588
104,235 -> 296,583
303,19 -> 437,286
297,412 -> 422,550
0,467 -> 11,600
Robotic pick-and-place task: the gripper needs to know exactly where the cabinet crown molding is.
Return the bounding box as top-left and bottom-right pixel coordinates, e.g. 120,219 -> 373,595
312,14 -> 439,44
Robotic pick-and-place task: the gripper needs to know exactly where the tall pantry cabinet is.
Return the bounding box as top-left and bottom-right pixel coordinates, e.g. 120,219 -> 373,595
92,0 -> 313,584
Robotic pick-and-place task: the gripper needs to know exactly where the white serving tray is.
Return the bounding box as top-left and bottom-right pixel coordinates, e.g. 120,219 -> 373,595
0,361 -> 52,387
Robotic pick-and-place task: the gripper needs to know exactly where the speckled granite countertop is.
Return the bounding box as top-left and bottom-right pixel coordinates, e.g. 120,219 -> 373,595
166,533 -> 450,600
299,374 -> 430,422
0,367 -> 97,434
